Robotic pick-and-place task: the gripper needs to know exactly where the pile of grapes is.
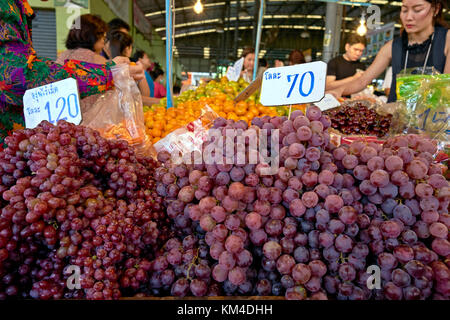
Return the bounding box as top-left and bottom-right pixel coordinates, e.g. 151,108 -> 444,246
0,121 -> 168,300
326,102 -> 392,137
0,106 -> 448,300
152,106 -> 449,300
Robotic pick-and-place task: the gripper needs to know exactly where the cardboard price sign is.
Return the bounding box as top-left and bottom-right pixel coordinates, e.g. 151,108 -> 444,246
23,78 -> 82,129
260,61 -> 327,106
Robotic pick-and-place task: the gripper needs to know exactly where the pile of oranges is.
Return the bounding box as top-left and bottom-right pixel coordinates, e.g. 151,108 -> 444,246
143,77 -> 312,144
144,95 -> 279,144
143,77 -> 284,144
207,94 -> 278,123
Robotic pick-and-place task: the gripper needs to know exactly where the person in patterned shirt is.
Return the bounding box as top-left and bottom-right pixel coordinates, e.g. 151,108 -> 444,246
0,0 -> 144,147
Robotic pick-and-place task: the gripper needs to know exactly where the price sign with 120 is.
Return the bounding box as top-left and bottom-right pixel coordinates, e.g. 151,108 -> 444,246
23,78 -> 82,129
260,61 -> 327,106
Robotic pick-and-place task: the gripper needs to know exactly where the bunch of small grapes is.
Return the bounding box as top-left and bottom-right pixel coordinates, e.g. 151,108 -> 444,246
326,103 -> 392,137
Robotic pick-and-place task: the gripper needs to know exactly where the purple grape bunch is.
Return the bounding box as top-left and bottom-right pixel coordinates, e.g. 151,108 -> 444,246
155,106 -> 449,300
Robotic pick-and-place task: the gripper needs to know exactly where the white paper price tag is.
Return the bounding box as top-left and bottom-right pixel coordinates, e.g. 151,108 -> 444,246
23,78 -> 82,129
314,94 -> 341,111
226,57 -> 244,82
260,61 -> 327,106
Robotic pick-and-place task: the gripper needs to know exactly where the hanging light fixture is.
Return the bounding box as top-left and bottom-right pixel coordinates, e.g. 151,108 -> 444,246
300,31 -> 310,39
194,0 -> 204,14
356,14 -> 367,36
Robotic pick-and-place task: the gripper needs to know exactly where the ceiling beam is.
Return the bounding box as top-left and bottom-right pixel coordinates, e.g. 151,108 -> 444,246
154,14 -> 337,33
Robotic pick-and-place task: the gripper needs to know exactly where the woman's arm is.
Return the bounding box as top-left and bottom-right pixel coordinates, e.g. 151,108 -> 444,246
332,41 -> 393,97
326,73 -> 363,91
61,59 -> 114,98
138,78 -> 151,97
142,96 -> 161,106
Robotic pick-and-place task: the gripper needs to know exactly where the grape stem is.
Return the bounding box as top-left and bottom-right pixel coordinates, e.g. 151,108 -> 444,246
186,248 -> 200,281
339,253 -> 348,264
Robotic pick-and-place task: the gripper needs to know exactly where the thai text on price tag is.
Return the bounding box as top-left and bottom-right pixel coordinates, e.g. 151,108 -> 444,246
226,57 -> 244,82
23,78 -> 82,129
260,61 -> 327,106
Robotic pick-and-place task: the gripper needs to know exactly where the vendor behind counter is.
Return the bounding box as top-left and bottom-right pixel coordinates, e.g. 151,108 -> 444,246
326,34 -> 367,93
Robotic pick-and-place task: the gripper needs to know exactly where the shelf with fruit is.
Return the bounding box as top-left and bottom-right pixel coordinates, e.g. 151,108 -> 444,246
0,105 -> 449,300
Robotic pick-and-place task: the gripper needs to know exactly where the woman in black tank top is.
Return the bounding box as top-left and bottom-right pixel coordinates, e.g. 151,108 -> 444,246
328,0 -> 449,102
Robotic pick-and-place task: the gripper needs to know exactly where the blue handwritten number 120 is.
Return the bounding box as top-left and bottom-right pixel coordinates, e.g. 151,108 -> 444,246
287,72 -> 315,98
44,93 -> 79,124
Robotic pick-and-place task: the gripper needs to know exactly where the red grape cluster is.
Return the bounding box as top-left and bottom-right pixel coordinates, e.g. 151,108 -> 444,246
0,120 -> 166,300
155,106 -> 449,300
326,103 -> 392,137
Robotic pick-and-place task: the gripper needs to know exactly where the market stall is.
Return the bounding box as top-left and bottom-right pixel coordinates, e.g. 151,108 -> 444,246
0,0 -> 449,303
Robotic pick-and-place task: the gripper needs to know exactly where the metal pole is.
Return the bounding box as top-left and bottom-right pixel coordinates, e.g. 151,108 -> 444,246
233,0 -> 240,59
226,0 -> 231,59
322,2 -> 337,63
253,0 -> 264,81
165,0 -> 174,108
332,4 -> 343,59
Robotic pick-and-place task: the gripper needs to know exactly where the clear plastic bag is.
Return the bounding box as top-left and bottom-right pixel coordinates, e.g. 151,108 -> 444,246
395,68 -> 449,146
81,64 -> 152,156
152,105 -> 218,162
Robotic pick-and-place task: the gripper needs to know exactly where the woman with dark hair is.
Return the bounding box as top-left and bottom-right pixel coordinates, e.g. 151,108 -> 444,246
288,50 -> 306,65
329,0 -> 449,102
240,47 -> 256,82
132,50 -> 161,106
61,14 -> 108,58
56,14 -> 109,112
102,19 -> 130,59
108,30 -> 133,59
0,1 -> 144,145
57,14 -> 108,65
150,65 -> 167,99
107,31 -> 157,103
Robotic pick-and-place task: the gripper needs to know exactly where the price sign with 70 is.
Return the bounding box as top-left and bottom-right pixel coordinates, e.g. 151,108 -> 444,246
260,61 -> 327,106
23,78 -> 82,129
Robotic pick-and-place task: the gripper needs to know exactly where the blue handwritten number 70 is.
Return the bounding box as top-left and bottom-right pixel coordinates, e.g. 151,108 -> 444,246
287,72 -> 315,99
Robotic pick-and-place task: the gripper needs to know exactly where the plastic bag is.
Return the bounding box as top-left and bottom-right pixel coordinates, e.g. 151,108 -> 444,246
81,64 -> 152,156
152,105 -> 218,162
395,68 -> 449,146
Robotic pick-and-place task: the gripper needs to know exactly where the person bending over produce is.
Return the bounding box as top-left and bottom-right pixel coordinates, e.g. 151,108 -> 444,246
0,0 -> 144,146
